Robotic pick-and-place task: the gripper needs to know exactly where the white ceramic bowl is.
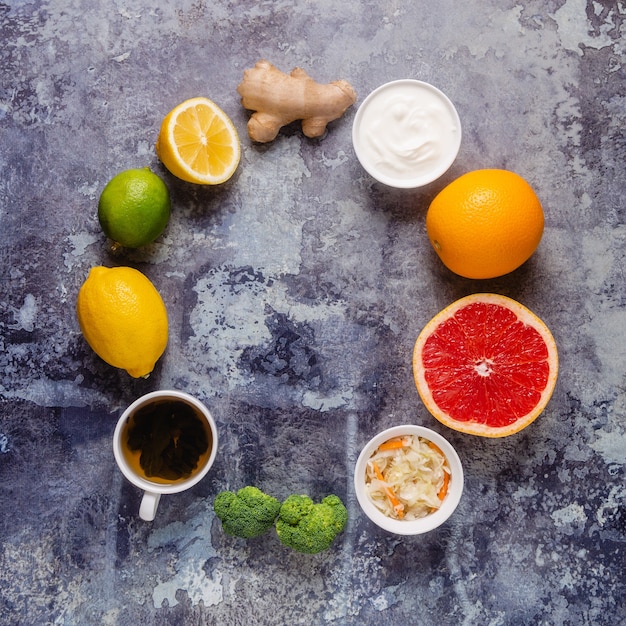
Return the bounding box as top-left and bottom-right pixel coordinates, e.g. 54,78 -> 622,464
352,79 -> 462,188
354,425 -> 463,535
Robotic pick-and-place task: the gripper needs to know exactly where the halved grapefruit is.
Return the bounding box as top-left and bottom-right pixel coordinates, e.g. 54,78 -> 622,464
412,294 -> 558,437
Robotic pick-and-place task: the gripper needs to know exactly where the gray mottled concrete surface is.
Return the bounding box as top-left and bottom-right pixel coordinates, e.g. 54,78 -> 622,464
1,1 -> 625,624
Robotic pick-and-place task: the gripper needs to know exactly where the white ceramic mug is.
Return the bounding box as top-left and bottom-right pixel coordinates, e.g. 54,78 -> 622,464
113,390 -> 218,521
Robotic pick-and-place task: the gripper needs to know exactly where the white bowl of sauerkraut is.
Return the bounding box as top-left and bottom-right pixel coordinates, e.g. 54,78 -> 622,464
354,425 -> 463,534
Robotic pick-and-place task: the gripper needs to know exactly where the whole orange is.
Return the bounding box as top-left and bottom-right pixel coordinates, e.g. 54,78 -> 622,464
426,169 -> 544,279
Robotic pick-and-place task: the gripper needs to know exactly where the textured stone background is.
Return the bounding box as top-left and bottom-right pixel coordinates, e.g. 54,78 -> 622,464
1,1 -> 625,624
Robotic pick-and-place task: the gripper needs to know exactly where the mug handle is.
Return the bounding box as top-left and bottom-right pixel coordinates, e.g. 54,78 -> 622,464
139,491 -> 161,521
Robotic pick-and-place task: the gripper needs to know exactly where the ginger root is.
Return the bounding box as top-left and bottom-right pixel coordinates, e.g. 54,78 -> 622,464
237,60 -> 357,143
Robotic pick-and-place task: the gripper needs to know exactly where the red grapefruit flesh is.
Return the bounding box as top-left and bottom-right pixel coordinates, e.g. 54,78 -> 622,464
412,294 -> 558,437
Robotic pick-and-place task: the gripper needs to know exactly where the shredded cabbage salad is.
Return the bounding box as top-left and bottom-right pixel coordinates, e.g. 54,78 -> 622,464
365,435 -> 450,520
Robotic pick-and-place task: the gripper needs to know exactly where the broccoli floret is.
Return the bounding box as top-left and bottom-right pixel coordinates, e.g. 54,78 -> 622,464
213,486 -> 281,539
275,494 -> 348,554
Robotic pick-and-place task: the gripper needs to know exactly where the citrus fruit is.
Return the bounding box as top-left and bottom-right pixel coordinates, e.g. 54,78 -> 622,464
426,169 -> 544,279
98,168 -> 171,249
155,96 -> 241,185
76,266 -> 168,378
412,293 -> 558,437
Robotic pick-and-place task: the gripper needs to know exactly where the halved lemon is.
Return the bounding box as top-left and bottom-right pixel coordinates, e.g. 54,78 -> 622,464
156,97 -> 241,185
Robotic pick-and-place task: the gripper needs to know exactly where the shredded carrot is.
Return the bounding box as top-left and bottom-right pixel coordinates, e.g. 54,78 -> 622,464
438,470 -> 450,501
424,440 -> 451,507
377,437 -> 409,452
426,441 -> 450,499
427,440 -> 445,457
370,461 -> 405,519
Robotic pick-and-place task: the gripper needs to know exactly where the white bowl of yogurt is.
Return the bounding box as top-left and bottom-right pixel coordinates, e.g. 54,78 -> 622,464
352,80 -> 462,188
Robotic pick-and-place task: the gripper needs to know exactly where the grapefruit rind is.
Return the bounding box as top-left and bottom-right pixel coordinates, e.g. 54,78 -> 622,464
412,293 -> 558,438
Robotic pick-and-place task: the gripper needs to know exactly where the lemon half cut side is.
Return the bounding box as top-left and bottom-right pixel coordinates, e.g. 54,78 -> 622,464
156,96 -> 241,185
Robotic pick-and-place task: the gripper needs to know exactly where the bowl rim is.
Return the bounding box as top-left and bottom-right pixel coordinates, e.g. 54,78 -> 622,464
353,424 -> 464,535
351,79 -> 462,189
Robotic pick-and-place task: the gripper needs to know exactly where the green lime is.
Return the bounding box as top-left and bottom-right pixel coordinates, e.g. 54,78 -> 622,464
98,167 -> 171,248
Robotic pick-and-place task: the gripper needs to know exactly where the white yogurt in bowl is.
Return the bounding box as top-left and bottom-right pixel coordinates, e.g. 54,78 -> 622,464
352,80 -> 462,188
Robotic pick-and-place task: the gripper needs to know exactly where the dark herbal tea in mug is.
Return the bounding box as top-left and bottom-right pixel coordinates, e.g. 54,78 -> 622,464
122,399 -> 211,484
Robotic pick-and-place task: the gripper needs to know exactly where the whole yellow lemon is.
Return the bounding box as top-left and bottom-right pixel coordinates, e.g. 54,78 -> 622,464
76,266 -> 168,377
